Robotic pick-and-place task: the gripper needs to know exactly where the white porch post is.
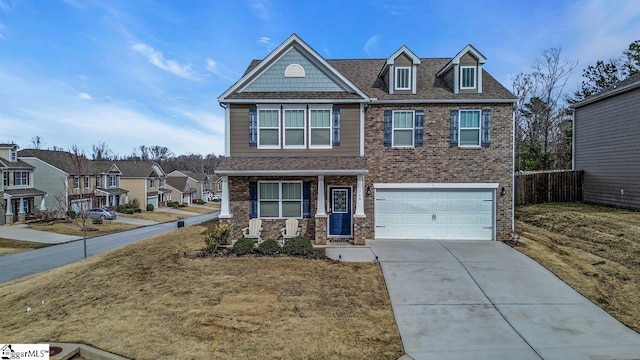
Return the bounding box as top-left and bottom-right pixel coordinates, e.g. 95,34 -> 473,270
219,175 -> 231,218
316,175 -> 326,216
355,175 -> 365,217
40,194 -> 47,211
18,198 -> 25,214
5,195 -> 13,215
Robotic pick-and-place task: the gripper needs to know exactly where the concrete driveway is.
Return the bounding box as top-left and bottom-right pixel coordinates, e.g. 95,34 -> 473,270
369,240 -> 640,360
0,224 -> 80,244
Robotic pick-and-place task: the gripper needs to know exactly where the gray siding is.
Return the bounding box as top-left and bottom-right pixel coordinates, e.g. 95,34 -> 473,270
229,103 -> 361,157
243,47 -> 345,92
574,87 -> 640,208
20,158 -> 68,211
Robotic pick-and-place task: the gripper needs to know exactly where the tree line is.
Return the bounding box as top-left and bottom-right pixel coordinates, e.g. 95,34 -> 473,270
513,40 -> 639,171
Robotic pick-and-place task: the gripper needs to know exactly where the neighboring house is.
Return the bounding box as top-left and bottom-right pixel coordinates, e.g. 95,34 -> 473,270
114,161 -> 170,208
216,34 -> 515,244
165,176 -> 198,204
0,144 -> 47,225
167,170 -> 213,201
18,149 -> 128,215
572,73 -> 640,209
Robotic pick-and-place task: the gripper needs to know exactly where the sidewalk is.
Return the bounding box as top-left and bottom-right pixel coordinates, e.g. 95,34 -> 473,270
0,224 -> 80,244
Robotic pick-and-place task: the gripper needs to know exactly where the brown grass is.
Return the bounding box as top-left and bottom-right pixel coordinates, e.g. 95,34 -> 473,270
120,211 -> 183,222
27,219 -> 137,237
0,238 -> 49,256
0,225 -> 402,359
515,203 -> 640,332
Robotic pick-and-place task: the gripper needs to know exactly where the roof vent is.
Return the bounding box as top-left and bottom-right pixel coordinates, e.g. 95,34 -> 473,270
285,64 -> 305,78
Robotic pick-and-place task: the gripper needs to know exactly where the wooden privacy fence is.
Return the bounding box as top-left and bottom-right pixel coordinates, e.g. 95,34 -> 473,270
514,170 -> 584,205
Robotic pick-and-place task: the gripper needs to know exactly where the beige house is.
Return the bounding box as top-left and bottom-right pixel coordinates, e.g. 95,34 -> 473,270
165,176 -> 197,204
1,144 -> 47,224
167,170 -> 214,201
114,161 -> 169,208
216,34 -> 515,244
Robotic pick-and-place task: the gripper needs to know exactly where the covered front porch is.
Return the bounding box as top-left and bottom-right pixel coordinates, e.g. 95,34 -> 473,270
96,188 -> 129,208
215,157 -> 368,245
2,188 -> 47,225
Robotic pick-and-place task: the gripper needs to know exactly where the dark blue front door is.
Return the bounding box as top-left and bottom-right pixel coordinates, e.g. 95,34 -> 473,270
329,187 -> 351,236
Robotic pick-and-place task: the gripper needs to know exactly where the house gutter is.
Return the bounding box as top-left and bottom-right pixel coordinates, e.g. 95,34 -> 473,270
215,169 -> 368,177
370,98 -> 518,104
218,98 -> 368,104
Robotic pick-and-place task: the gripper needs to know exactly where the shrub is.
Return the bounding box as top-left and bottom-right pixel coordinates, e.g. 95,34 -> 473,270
193,199 -> 205,205
131,198 -> 140,208
66,210 -> 76,219
125,209 -> 135,214
146,204 -> 154,212
256,239 -> 281,256
135,208 -> 142,213
116,203 -> 142,214
203,225 -> 232,252
282,236 -> 313,256
167,201 -> 184,208
232,238 -> 255,256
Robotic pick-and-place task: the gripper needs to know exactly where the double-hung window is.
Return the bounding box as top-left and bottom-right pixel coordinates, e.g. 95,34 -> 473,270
461,66 -> 476,89
13,171 -> 29,186
96,176 -> 101,188
3,171 -> 9,187
258,181 -> 302,218
309,106 -> 331,148
149,179 -> 155,188
84,176 -> 90,188
283,107 -> 305,148
108,175 -> 118,187
395,67 -> 410,90
392,110 -> 414,147
258,107 -> 280,148
73,176 -> 80,189
459,110 -> 481,147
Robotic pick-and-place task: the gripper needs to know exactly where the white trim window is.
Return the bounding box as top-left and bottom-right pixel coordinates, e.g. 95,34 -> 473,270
10,150 -> 17,162
149,179 -> 155,188
461,66 -> 476,89
84,176 -> 90,188
108,175 -> 118,188
309,106 -> 332,148
258,106 -> 280,148
73,175 -> 80,189
96,176 -> 102,188
459,110 -> 481,147
258,181 -> 302,218
13,171 -> 29,186
3,171 -> 9,187
395,67 -> 410,90
392,110 -> 414,147
283,107 -> 306,148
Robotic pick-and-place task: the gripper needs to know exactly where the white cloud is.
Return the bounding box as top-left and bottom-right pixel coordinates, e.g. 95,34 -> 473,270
364,36 -> 379,58
131,42 -> 198,80
251,0 -> 270,21
77,92 -> 92,100
205,58 -> 237,81
257,36 -> 276,51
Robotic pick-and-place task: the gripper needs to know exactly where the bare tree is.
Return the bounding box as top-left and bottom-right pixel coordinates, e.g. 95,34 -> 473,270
148,145 -> 173,161
68,145 -> 96,258
30,136 -> 45,149
91,141 -> 114,160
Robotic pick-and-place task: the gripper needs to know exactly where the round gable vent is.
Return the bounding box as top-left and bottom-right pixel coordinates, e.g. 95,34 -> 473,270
285,64 -> 305,78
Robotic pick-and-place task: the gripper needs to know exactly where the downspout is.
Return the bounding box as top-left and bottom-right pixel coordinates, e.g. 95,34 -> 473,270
511,110 -> 516,240
219,102 -> 230,157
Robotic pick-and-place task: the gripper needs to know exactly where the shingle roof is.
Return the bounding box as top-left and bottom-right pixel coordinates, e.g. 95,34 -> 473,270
0,157 -> 34,170
174,170 -> 210,182
113,160 -> 164,178
573,73 -> 640,108
166,176 -> 196,193
18,149 -> 92,174
215,156 -> 368,175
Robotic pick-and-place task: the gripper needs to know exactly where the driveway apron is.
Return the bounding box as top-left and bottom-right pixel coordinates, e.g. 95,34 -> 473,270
369,240 -> 640,360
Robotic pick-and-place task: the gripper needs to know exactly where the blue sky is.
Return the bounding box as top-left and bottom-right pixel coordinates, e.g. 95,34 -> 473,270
1,0 -> 639,157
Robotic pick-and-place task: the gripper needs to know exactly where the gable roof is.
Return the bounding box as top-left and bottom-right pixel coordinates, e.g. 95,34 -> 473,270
113,160 -> 166,178
18,149 -> 92,174
219,34 -> 370,102
166,176 -> 196,193
169,170 -> 210,182
0,157 -> 34,170
386,45 -> 421,65
220,35 -> 514,103
572,73 -> 640,108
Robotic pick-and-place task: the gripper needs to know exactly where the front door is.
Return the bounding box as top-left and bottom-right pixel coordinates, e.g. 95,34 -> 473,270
329,187 -> 352,236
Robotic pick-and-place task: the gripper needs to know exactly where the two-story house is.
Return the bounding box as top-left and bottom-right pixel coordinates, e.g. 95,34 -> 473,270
1,144 -> 47,224
167,170 -> 212,201
19,149 -> 127,215
114,161 -> 170,209
165,175 -> 198,204
216,34 -> 515,244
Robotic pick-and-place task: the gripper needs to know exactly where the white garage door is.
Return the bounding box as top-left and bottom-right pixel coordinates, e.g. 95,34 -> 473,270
375,188 -> 495,240
147,196 -> 158,208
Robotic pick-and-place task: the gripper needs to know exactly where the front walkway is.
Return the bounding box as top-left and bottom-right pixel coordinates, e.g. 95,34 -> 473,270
331,240 -> 640,360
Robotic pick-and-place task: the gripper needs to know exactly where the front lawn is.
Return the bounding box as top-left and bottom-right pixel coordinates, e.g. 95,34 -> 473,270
0,238 -> 49,256
0,225 -> 403,359
515,202 -> 640,332
27,218 -> 137,237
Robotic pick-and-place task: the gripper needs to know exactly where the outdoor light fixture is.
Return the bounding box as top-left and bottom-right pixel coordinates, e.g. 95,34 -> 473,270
500,187 -> 506,196
366,186 -> 371,196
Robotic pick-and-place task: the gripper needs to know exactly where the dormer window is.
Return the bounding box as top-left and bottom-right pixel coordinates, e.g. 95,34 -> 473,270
10,150 -> 17,162
461,66 -> 476,89
395,67 -> 410,90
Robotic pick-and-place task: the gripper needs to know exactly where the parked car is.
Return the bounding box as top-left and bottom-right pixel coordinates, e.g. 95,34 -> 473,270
85,208 -> 117,220
208,193 -> 221,201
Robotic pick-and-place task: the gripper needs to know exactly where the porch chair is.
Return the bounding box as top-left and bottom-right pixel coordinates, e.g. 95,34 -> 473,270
280,218 -> 301,244
242,218 -> 263,244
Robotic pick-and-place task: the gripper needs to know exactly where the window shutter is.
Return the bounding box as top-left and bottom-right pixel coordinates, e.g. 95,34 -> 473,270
332,108 -> 341,146
302,181 -> 311,218
481,108 -> 492,148
449,109 -> 459,147
249,107 -> 257,147
414,110 -> 424,147
384,110 -> 392,147
249,181 -> 257,219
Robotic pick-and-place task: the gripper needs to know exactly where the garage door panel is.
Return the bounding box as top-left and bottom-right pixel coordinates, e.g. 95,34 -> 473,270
375,188 -> 494,240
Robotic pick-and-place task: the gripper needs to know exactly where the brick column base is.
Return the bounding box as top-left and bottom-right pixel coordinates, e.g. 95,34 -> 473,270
353,216 -> 366,245
5,215 -> 14,225
18,213 -> 26,223
314,216 -> 327,245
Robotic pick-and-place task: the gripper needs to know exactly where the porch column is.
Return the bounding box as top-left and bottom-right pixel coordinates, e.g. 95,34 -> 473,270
315,175 -> 326,216
355,175 -> 365,217
40,194 -> 47,211
18,198 -> 25,214
4,194 -> 13,225
219,175 -> 231,218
